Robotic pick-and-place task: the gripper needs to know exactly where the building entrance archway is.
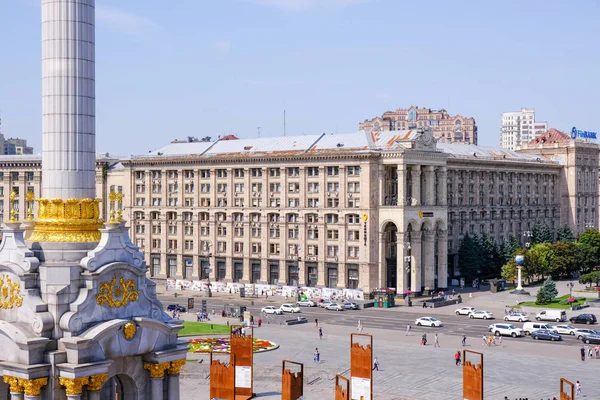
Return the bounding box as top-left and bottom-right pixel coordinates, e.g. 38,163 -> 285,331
114,373 -> 138,400
383,222 -> 398,289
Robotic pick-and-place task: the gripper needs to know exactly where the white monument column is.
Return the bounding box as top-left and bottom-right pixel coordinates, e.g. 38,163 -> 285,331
42,0 -> 96,200
411,166 -> 421,206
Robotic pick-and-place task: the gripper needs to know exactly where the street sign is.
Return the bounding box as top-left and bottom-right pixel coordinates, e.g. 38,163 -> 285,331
188,297 -> 194,310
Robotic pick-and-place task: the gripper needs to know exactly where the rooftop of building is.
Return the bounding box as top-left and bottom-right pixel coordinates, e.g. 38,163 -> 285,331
528,128 -> 571,145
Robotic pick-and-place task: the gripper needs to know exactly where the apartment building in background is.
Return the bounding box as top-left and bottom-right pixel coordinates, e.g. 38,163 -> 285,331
501,108 -> 548,150
359,106 -> 478,144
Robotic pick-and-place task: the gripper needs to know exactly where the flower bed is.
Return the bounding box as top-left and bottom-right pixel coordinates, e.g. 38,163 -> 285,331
188,337 -> 278,353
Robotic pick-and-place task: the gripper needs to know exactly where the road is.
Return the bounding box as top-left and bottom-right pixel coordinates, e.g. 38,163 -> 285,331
158,293 -> 590,347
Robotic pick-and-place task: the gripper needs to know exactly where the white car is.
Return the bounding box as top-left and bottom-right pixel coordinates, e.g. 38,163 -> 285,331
469,311 -> 494,320
574,328 -> 600,340
280,303 -> 301,313
325,303 -> 344,311
552,325 -> 577,335
318,301 -> 332,308
504,313 -> 529,322
296,299 -> 316,307
261,306 -> 283,315
488,323 -> 524,337
415,317 -> 443,327
455,307 -> 476,315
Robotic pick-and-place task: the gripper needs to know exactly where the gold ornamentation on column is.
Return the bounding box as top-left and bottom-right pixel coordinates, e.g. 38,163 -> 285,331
108,191 -> 117,223
19,377 -> 48,396
25,190 -> 35,220
96,273 -> 139,308
9,190 -> 18,223
123,321 -> 137,339
116,192 -> 124,222
87,373 -> 109,391
3,376 -> 23,393
168,359 -> 187,375
29,197 -> 103,242
59,377 -> 89,396
144,362 -> 170,379
0,274 -> 23,309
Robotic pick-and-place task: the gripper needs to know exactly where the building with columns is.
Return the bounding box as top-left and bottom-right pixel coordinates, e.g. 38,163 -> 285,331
111,128 -> 597,295
359,105 -> 478,144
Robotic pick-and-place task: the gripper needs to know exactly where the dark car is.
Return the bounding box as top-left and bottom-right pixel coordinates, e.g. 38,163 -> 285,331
569,314 -> 597,325
167,304 -> 186,312
531,329 -> 562,341
581,334 -> 600,345
343,303 -> 359,310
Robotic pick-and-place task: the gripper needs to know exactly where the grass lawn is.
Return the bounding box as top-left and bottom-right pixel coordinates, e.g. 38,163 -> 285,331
519,294 -> 587,309
178,321 -> 230,336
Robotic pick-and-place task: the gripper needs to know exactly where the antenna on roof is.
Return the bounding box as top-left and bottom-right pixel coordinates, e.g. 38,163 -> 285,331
257,127 -> 261,138
283,109 -> 287,137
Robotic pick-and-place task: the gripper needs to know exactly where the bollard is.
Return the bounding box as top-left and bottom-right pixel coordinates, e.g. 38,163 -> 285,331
211,324 -> 213,329
227,321 -> 229,326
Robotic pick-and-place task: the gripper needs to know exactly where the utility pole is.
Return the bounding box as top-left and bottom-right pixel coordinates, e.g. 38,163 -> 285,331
257,127 -> 261,138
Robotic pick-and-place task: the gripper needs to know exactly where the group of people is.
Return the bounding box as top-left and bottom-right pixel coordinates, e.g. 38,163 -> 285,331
483,334 -> 501,347
580,344 -> 600,360
195,312 -> 211,322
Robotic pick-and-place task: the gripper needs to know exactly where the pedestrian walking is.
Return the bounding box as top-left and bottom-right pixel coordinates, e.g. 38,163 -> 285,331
462,335 -> 467,346
406,324 -> 411,336
454,350 -> 461,366
588,346 -> 593,359
257,317 -> 262,327
595,344 -> 599,359
576,380 -> 582,396
315,318 -> 319,327
580,346 -> 586,361
421,333 -> 427,346
319,327 -> 323,340
482,335 -> 487,346
434,333 -> 440,347
372,357 -> 379,371
314,348 -> 320,363
498,335 -> 503,346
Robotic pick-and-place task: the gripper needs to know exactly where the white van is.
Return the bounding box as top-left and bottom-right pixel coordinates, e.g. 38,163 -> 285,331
535,310 -> 567,322
523,322 -> 556,335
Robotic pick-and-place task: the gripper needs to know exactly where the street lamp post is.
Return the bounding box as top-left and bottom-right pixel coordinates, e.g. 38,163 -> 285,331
567,282 -> 575,298
511,230 -> 532,295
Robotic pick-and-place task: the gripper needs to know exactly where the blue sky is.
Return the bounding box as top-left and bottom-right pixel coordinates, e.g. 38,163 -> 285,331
1,0 -> 599,156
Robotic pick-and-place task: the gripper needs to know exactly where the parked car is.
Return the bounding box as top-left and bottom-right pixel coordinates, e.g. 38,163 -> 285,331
415,317 -> 443,327
581,333 -> 600,344
504,313 -> 529,322
488,323 -> 524,337
531,329 -> 562,341
469,311 -> 494,320
523,322 -> 556,335
574,328 -> 600,340
280,303 -> 301,313
569,314 -> 598,325
261,306 -> 283,315
455,307 -> 476,315
535,310 -> 567,322
318,301 -> 332,309
325,303 -> 344,311
166,304 -> 186,312
296,299 -> 316,307
342,302 -> 359,310
552,325 -> 578,335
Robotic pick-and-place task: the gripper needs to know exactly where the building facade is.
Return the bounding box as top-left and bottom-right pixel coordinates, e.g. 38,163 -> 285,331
110,129 -> 598,294
500,108 -> 548,150
359,106 -> 478,144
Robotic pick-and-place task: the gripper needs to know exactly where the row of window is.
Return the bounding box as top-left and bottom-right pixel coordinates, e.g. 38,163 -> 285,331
137,166 -> 361,181
134,211 -> 364,224
137,181 -> 361,195
136,196 -> 362,209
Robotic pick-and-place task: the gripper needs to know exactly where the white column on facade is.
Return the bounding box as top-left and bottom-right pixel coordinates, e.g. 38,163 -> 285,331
168,374 -> 180,399
10,393 -> 23,400
437,230 -> 448,289
422,231 -> 435,290
150,377 -> 163,400
378,164 -> 385,206
397,165 -> 405,207
378,232 -> 386,288
410,231 -> 422,293
411,166 -> 421,206
87,391 -> 101,400
41,0 -> 96,200
396,233 -> 407,293
424,166 -> 436,206
438,167 -> 448,206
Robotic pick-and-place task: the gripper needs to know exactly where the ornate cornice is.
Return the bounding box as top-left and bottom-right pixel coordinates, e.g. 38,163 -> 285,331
59,377 -> 89,396
87,373 -> 109,391
168,359 -> 187,375
143,362 -> 171,379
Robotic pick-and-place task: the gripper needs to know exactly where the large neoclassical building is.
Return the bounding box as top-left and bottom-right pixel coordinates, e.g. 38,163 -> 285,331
0,128 -> 596,295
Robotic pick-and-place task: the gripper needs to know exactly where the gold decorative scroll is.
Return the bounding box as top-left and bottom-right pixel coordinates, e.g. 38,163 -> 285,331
19,377 -> 48,396
87,373 -> 109,391
123,321 -> 137,339
29,197 -> 103,242
108,191 -> 125,223
96,274 -> 139,308
9,190 -> 18,223
143,362 -> 170,379
0,274 -> 23,309
3,376 -> 23,393
59,377 -> 89,396
168,359 -> 187,375
25,190 -> 35,220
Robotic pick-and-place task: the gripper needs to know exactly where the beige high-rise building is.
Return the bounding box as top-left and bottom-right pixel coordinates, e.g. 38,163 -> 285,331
359,106 -> 478,144
501,108 -> 548,150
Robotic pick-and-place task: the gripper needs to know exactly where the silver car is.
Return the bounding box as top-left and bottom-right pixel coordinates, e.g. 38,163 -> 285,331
325,303 -> 344,311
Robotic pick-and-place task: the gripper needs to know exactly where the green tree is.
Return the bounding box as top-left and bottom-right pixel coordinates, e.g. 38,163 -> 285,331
574,242 -> 598,274
551,241 -> 577,278
526,243 -> 555,281
535,277 -> 558,305
532,220 -> 554,245
556,226 -> 575,242
502,235 -> 520,263
501,259 -> 518,282
578,229 -> 600,260
579,271 -> 600,288
481,234 -> 502,275
458,234 -> 481,280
